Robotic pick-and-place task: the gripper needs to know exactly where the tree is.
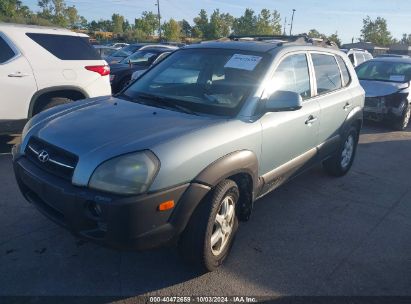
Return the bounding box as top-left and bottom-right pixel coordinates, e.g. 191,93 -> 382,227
193,9 -> 209,38
179,19 -> 192,38
401,33 -> 411,45
308,28 -> 326,39
255,9 -> 281,35
328,32 -> 342,47
232,8 -> 257,35
1,0 -> 30,18
135,11 -> 158,37
162,18 -> 181,41
208,9 -> 233,39
112,13 -> 124,34
361,16 -> 392,46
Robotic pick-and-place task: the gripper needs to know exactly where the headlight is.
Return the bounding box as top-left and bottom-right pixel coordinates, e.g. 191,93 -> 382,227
89,151 -> 160,195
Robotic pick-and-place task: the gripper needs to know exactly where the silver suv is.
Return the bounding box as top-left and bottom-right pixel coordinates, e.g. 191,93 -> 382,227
13,36 -> 365,272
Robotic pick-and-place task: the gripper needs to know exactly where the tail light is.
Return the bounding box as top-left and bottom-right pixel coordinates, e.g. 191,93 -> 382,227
85,65 -> 110,76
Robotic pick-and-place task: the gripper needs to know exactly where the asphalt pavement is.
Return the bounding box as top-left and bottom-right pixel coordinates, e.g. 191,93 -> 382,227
0,123 -> 410,298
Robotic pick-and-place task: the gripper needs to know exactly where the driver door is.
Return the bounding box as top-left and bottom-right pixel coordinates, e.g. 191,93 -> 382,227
259,52 -> 320,188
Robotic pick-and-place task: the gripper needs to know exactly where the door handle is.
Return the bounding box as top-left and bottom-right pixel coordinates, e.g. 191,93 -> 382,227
343,102 -> 352,110
305,115 -> 318,125
8,72 -> 30,78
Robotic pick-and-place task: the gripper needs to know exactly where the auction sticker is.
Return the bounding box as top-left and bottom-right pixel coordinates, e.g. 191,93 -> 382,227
224,54 -> 262,71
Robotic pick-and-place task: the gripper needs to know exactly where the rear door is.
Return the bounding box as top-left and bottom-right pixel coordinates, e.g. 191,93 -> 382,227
260,52 -> 320,181
309,52 -> 353,158
0,33 -> 37,120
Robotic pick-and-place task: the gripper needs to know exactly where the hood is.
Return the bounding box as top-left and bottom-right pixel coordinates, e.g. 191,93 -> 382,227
360,80 -> 409,97
33,96 -> 223,158
110,63 -> 147,74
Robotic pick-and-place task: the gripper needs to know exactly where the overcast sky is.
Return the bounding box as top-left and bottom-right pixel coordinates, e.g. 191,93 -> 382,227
23,0 -> 411,43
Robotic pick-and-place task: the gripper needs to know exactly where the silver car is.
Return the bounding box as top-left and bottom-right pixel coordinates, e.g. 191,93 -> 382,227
13,38 -> 365,272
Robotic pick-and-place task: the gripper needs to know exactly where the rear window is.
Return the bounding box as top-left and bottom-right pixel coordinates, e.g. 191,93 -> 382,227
336,55 -> 351,87
26,33 -> 100,60
312,53 -> 342,95
0,36 -> 16,63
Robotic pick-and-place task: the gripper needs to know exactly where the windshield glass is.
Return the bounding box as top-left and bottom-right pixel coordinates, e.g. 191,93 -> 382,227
122,49 -> 270,116
111,45 -> 140,57
356,60 -> 411,83
121,50 -> 158,65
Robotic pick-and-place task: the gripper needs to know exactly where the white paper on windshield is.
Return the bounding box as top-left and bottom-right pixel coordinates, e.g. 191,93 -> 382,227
224,54 -> 262,71
390,75 -> 405,82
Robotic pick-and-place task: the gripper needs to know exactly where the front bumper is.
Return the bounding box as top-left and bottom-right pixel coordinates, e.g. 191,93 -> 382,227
13,156 -> 210,250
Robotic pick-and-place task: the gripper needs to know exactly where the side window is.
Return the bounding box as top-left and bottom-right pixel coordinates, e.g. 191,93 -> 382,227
311,53 -> 342,95
26,33 -> 100,60
348,54 -> 354,65
336,55 -> 351,87
0,35 -> 16,63
355,53 -> 365,65
272,53 -> 311,100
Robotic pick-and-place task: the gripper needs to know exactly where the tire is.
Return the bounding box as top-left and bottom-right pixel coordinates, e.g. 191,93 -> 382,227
392,104 -> 410,131
35,97 -> 72,115
323,126 -> 359,177
178,179 -> 239,272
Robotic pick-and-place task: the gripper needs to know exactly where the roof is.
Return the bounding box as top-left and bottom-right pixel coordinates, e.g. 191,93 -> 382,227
185,41 -> 282,53
0,22 -> 86,37
369,57 -> 411,64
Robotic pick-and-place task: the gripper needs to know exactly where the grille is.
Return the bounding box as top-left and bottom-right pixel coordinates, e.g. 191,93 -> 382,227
365,97 -> 380,107
25,137 -> 78,181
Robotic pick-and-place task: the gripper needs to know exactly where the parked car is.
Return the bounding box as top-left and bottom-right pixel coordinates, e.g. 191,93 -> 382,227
105,43 -> 149,64
131,51 -> 173,81
109,46 -> 177,93
0,23 -> 111,134
94,45 -> 117,60
356,57 -> 411,130
109,42 -> 129,49
13,37 -> 364,272
341,48 -> 373,67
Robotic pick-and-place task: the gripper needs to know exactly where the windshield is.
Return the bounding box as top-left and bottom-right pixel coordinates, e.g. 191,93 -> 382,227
121,50 -> 159,65
356,60 -> 411,83
122,49 -> 270,116
111,45 -> 140,58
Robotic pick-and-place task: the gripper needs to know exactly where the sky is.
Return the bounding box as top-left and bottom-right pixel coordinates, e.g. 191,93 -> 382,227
23,0 -> 411,43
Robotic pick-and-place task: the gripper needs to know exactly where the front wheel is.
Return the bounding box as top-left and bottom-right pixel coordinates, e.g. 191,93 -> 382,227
178,179 -> 239,272
392,104 -> 410,131
323,126 -> 359,177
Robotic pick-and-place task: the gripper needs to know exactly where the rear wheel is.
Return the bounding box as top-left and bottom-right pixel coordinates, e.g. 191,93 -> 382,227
392,104 -> 410,131
178,179 -> 239,272
33,97 -> 72,116
323,126 -> 359,177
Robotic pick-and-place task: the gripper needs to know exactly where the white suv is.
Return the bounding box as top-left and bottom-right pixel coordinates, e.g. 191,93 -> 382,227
0,24 -> 111,133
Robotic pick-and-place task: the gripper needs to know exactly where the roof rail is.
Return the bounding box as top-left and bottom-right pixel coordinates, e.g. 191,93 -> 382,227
227,34 -> 339,50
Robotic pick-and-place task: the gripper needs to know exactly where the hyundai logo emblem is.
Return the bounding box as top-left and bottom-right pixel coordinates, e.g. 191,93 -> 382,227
38,150 -> 49,163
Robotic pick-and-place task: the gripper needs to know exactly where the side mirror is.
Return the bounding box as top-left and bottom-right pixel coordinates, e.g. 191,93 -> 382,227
265,90 -> 303,112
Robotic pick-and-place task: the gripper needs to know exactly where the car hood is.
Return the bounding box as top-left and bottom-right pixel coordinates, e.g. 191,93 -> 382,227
31,96 -> 223,159
360,80 -> 409,97
110,63 -> 146,74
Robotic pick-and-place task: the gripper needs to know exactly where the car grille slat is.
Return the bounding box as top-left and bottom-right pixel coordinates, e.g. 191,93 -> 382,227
25,137 -> 78,181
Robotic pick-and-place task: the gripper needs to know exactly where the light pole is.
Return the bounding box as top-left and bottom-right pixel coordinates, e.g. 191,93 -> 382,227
155,0 -> 162,41
289,9 -> 296,36
283,17 -> 287,36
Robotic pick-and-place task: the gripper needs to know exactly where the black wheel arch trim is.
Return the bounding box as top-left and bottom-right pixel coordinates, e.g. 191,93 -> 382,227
342,105 -> 363,136
192,150 -> 259,194
28,86 -> 89,118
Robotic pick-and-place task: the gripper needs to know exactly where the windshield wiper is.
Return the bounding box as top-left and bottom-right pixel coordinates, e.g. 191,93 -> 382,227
134,92 -> 198,116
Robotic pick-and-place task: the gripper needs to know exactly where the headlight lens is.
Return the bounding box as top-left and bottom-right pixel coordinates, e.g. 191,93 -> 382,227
89,151 -> 160,195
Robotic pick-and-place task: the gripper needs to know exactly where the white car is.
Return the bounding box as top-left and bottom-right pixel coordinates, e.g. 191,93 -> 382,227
0,23 -> 111,133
